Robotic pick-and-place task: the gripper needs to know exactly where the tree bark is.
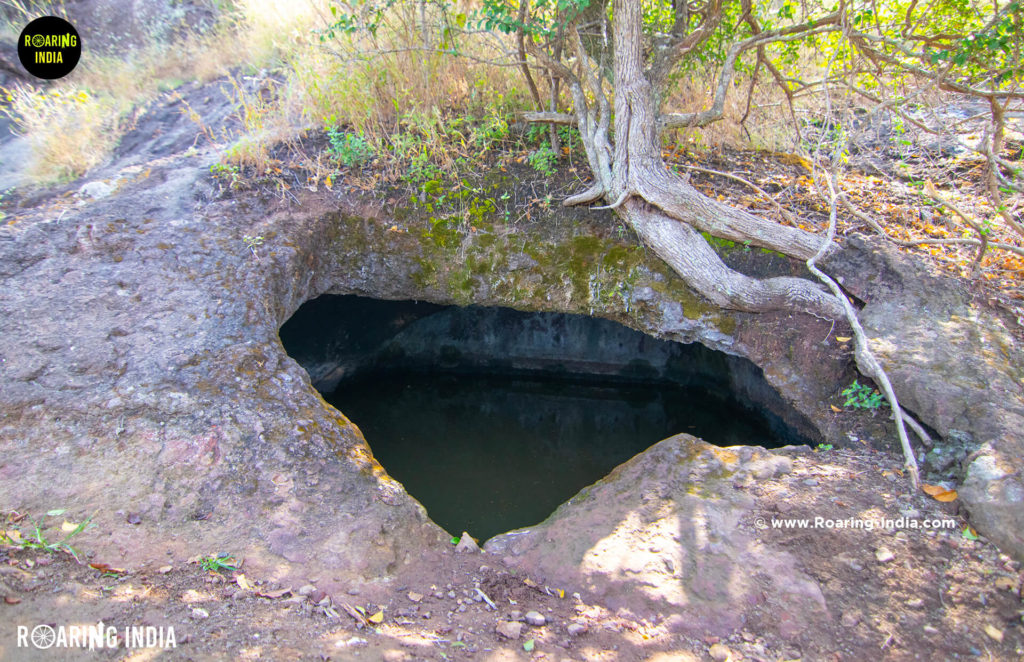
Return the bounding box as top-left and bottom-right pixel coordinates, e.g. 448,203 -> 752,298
603,0 -> 842,318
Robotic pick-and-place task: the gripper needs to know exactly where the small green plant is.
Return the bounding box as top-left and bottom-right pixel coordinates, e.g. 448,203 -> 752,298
0,510 -> 92,562
210,162 -> 242,189
471,113 -> 509,151
816,443 -> 834,452
326,124 -> 374,167
243,234 -> 264,259
199,553 -> 239,573
528,143 -> 558,176
841,380 -> 884,410
525,123 -> 547,145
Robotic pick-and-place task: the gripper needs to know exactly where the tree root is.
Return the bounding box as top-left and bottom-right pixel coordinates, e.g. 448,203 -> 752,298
813,168 -> 921,488
625,199 -> 845,318
634,165 -> 831,260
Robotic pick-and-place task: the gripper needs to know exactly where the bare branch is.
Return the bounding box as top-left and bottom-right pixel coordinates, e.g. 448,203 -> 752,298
516,0 -> 543,110
676,164 -> 797,224
659,20 -> 841,129
520,111 -> 576,125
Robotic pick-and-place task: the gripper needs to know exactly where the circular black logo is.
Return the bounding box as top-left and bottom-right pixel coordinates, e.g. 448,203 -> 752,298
18,16 -> 81,80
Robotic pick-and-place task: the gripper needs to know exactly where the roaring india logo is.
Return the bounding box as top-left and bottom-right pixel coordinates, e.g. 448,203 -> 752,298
17,15 -> 81,80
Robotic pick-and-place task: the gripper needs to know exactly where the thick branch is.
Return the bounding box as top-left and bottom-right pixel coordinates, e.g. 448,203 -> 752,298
520,111 -> 576,125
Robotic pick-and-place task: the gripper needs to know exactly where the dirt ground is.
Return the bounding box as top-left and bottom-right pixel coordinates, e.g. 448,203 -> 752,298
2,445 -> 1022,661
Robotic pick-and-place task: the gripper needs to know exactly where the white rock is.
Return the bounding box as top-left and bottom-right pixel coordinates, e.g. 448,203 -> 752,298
709,642 -> 732,661
496,621 -> 522,639
875,547 -> 895,563
78,181 -> 114,199
455,532 -> 480,553
524,610 -> 546,626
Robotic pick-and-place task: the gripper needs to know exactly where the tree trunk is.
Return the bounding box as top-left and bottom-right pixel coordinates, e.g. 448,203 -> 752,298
603,0 -> 843,319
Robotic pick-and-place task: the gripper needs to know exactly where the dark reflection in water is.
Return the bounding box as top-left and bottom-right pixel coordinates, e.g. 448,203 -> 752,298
327,370 -> 782,541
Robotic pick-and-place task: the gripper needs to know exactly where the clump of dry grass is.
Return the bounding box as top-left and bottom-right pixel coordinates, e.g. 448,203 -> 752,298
1,0 -> 315,184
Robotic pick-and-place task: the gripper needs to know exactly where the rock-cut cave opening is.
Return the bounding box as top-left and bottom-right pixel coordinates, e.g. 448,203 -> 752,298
279,295 -> 816,541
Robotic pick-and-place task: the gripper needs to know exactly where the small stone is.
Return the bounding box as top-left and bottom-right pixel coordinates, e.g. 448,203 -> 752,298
524,610 -> 546,626
457,604 -> 467,613
840,612 -> 860,628
509,610 -> 523,621
496,621 -> 522,639
709,642 -> 732,661
79,181 -> 114,200
447,590 -> 456,598
984,624 -> 1004,642
157,565 -> 173,574
905,598 -> 924,609
310,589 -> 327,604
347,588 -> 361,596
191,607 -> 210,620
407,591 -> 423,603
566,623 -> 587,636
922,625 -> 940,635
803,478 -> 819,486
875,547 -> 895,563
298,584 -> 316,596
455,532 -> 480,553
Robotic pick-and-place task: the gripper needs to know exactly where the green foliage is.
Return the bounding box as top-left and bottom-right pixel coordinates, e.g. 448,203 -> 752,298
816,443 -> 834,451
327,123 -> 375,167
210,162 -> 242,189
199,553 -> 239,573
1,510 -> 92,562
470,112 -> 510,151
842,380 -> 884,410
529,143 -> 558,176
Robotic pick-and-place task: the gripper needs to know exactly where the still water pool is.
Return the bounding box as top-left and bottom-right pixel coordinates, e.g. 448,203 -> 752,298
327,369 -> 787,541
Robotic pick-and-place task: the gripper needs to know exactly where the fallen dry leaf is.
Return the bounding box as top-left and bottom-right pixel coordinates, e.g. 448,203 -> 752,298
923,484 -> 958,501
89,562 -> 126,575
4,596 -> 21,604
235,573 -> 253,591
